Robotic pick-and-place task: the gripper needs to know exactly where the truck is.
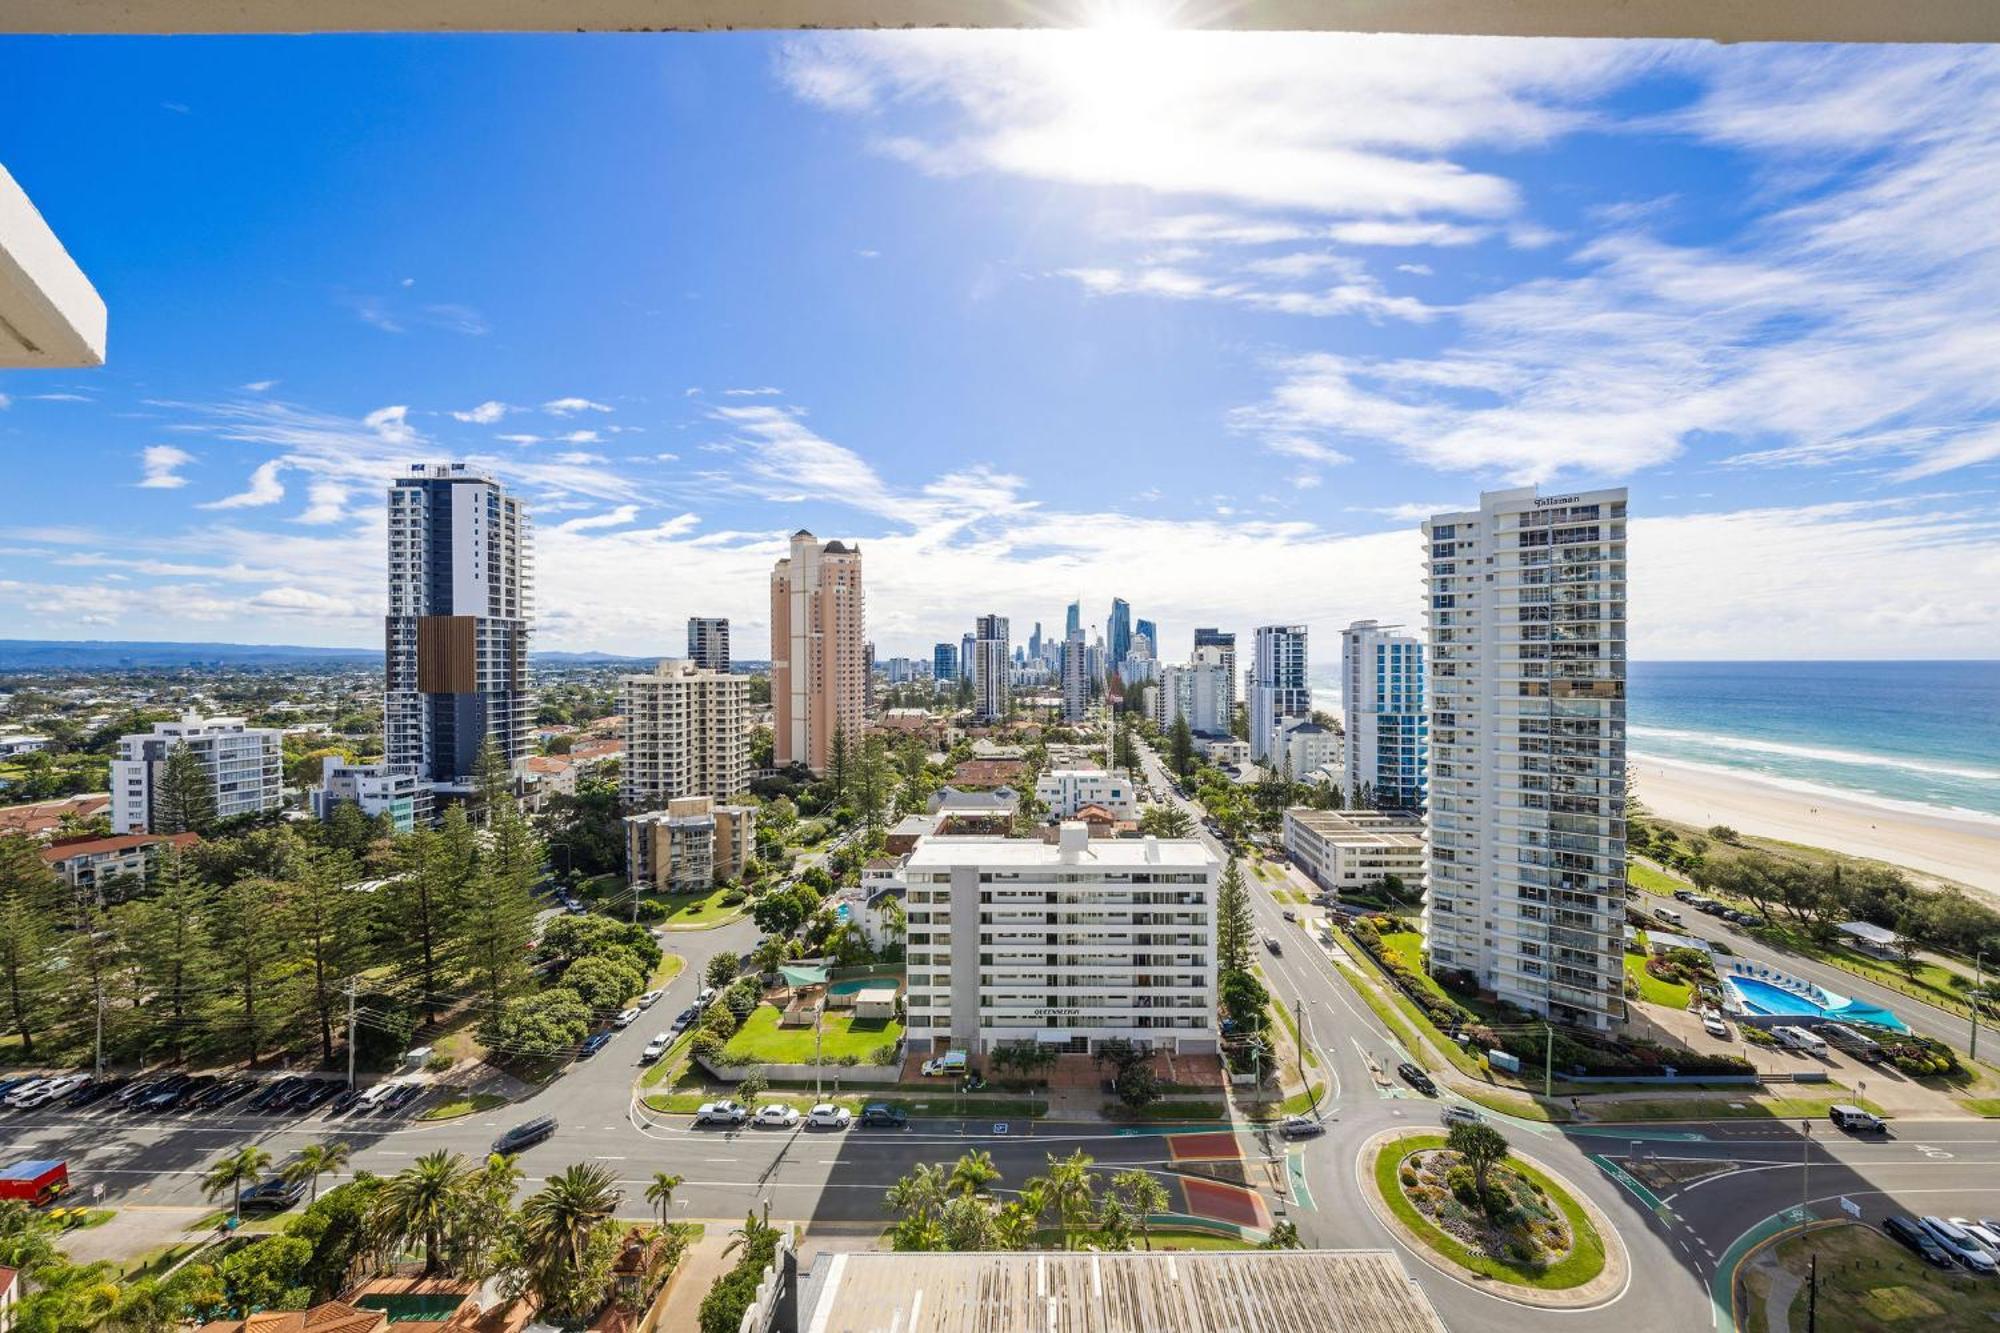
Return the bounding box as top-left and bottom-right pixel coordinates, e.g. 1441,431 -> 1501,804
0,1159 -> 70,1207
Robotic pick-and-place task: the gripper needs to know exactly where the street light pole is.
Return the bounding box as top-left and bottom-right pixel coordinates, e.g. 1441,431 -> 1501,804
1799,1120 -> 1812,1221
1971,950 -> 1986,1062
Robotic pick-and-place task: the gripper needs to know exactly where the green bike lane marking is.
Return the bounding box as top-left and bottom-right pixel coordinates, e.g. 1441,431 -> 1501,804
1287,1151 -> 1314,1210
1708,1205 -> 1814,1332
1590,1154 -> 1669,1216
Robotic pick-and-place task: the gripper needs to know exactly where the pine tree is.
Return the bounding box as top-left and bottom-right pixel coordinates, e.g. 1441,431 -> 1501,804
209,876 -> 288,1064
116,848 -> 219,1064
154,740 -> 218,835
389,809 -> 475,1024
828,726 -> 851,802
1168,715 -> 1194,779
472,737 -> 514,828
461,794 -> 539,1017
1215,858 -> 1254,976
286,843 -> 369,1063
0,835 -> 65,1055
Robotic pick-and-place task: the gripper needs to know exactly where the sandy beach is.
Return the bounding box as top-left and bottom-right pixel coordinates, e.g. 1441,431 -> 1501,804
1632,755 -> 2000,906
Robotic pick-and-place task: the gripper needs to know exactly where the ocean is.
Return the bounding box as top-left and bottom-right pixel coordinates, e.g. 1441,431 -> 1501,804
1311,661 -> 2000,821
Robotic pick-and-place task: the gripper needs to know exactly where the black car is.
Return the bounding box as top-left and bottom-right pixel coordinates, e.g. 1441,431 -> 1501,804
1397,1062 -> 1438,1097
857,1103 -> 908,1128
326,1087 -> 363,1115
68,1077 -> 124,1109
671,1006 -> 699,1031
1883,1215 -> 1954,1267
293,1081 -> 342,1112
199,1079 -> 256,1111
377,1083 -> 426,1115
238,1177 -> 309,1213
133,1075 -> 194,1112
246,1077 -> 301,1113
493,1116 -> 558,1155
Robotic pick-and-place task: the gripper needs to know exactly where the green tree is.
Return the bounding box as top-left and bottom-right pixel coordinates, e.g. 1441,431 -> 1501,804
453,1153 -> 523,1283
387,816 -> 470,1024
948,1150 -> 1000,1199
1262,1220 -> 1302,1249
281,1141 -> 352,1207
1215,858 -> 1254,976
1446,1121 -> 1512,1213
154,741 -> 218,835
463,795 -> 540,1016
372,1151 -> 468,1276
0,835 -> 65,1055
560,954 -> 644,1014
705,951 -> 741,989
884,1162 -> 949,1251
209,877 -> 288,1063
1138,804 -> 1193,838
645,1172 -> 685,1228
471,737 -> 514,828
1168,714 -> 1194,779
286,844 -> 368,1063
1110,1170 -> 1169,1251
1037,1150 -> 1097,1251
512,1163 -> 625,1323
202,1145 -> 273,1221
828,726 -> 852,803
1220,969 -> 1270,1036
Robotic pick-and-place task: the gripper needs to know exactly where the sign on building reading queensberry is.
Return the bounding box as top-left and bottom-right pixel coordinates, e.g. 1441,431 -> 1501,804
1533,494 -> 1582,507
1035,1007 -> 1081,1019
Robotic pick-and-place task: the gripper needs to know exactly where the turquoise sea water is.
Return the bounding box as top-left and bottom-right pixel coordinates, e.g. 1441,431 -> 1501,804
1312,660 -> 2000,821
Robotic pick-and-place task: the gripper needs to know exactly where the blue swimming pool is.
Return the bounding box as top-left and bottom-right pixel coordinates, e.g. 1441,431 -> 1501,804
1723,974 -> 1908,1032
827,976 -> 898,997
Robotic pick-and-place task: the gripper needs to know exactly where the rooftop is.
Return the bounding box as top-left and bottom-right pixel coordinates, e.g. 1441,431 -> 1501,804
42,831 -> 198,861
1285,807 -> 1425,849
908,829 -> 1214,870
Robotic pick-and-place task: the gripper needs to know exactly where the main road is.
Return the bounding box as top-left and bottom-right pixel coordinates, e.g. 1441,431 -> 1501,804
2,762 -> 1992,1332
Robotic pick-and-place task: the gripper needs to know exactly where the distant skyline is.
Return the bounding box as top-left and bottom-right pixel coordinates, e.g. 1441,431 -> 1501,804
3,33 -> 1997,660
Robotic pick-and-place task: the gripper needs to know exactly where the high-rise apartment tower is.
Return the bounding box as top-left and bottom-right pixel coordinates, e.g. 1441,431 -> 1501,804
771,530 -> 865,773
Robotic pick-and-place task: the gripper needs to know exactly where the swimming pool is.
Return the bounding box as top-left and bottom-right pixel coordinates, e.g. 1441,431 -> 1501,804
1722,972 -> 1908,1032
827,976 -> 899,997
355,1293 -> 467,1323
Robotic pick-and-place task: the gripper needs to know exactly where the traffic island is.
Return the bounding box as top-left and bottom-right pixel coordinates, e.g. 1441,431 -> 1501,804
1358,1129 -> 1627,1309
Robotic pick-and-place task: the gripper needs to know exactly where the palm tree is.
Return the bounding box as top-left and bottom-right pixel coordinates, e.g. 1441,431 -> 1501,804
884,1163 -> 947,1228
644,1171 -> 685,1228
201,1146 -> 272,1222
281,1140 -> 352,1206
1111,1170 -> 1170,1251
947,1150 -> 1000,1199
0,1201 -> 64,1271
373,1151 -> 468,1275
516,1163 -> 625,1321
723,1205 -> 780,1262
15,1259 -> 122,1333
991,1196 -> 1040,1251
1038,1150 -> 1097,1251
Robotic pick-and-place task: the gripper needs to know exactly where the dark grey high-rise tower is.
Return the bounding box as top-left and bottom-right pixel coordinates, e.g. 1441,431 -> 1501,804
385,464 -> 533,811
687,617 -> 730,673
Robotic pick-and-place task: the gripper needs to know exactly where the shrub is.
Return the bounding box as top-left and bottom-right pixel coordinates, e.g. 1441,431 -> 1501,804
634,899 -> 667,923
424,1052 -> 453,1073
689,1029 -> 726,1064
1399,1167 -> 1418,1189
1446,1165 -> 1479,1207
721,889 -> 747,906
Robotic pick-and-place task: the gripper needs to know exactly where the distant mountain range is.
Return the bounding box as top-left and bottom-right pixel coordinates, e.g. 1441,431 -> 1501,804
0,640 -> 663,671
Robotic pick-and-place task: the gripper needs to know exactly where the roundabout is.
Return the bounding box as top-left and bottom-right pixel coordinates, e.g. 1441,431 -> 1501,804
1358,1128 -> 1630,1310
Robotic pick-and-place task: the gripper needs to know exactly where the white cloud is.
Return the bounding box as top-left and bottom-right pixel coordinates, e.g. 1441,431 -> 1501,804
240,380 -> 278,393
137,445 -> 194,489
452,400 -> 511,424
199,459 -> 287,510
553,504 -> 643,533
297,480 -> 349,525
723,386 -> 784,397
497,433 -> 543,446
544,397 -> 614,415
558,429 -> 601,445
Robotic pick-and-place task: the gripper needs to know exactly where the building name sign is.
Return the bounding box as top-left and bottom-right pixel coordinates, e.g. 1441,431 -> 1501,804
1533,494 -> 1582,508
1035,1007 -> 1080,1018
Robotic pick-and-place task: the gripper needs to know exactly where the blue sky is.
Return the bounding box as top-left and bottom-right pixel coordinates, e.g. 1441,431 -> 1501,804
1,32 -> 1996,660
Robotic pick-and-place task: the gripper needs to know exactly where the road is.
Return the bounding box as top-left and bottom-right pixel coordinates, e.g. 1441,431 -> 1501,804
3,774 -> 1993,1332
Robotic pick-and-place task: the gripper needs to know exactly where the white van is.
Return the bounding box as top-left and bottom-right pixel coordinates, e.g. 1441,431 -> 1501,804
1652,906 -> 1684,927
1772,1026 -> 1828,1054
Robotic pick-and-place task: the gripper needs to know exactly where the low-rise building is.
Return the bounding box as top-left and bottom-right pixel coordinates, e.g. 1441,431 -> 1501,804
884,813 -> 939,856
1194,733 -> 1251,767
41,831 -> 198,894
0,734 -> 50,758
625,795 -> 756,894
859,856 -> 908,950
952,757 -> 1028,789
0,793 -> 110,840
310,758 -> 424,833
1277,719 -> 1340,779
1034,767 -> 1136,820
902,823 -> 1218,1057
109,713 -> 283,834
926,786 -> 1019,819
1282,807 -> 1426,897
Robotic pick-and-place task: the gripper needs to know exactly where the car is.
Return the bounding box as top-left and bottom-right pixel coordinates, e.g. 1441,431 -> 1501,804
579,1031 -> 614,1058
1919,1216 -> 1998,1273
1263,936 -> 1282,955
113,1078 -> 163,1109
694,1100 -> 749,1126
137,1076 -> 199,1113
492,1116 -> 558,1154
1954,1218 -> 2000,1252
1702,1014 -> 1731,1040
1277,1115 -> 1325,1139
326,1088 -> 363,1115
17,1074 -> 90,1108
671,1006 -> 699,1030
68,1078 -> 123,1109
0,1077 -> 34,1100
641,1034 -> 671,1062
1,1078 -> 51,1108
637,989 -> 664,1009
753,1104 -> 801,1128
805,1104 -> 852,1129
292,1081 -> 341,1112
1884,1215 -> 1954,1267
238,1177 -> 309,1213
378,1082 -> 426,1115
696,987 -> 717,1007
1281,909 -> 1297,923
246,1077 -> 301,1113
1829,1104 -> 1884,1132
857,1103 -> 908,1128
1396,1063 -> 1437,1097
1672,888 -> 1696,903
1441,1104 -> 1483,1128
614,1007 -> 642,1028
1735,913 -> 1766,928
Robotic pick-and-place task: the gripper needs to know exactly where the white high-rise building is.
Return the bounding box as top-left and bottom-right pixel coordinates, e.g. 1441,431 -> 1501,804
1156,662 -> 1231,737
973,614 -> 1011,722
1060,626 -> 1089,721
1249,625 -> 1309,764
903,823 -> 1218,1056
619,659 -> 752,809
110,713 -> 283,833
385,464 -> 534,810
1341,620 -> 1428,811
1423,486 -> 1629,1031
1192,628 -> 1236,719
686,617 -> 730,673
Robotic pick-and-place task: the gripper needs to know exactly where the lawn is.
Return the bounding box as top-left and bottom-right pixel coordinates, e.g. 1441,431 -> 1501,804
1741,1222 -> 1996,1333
1627,861 -> 1686,896
1623,953 -> 1694,1009
720,1005 -> 903,1065
651,953 -> 687,988
652,886 -> 748,929
420,1092 -> 509,1121
1373,1134 -> 1607,1291
1586,1092 -> 1884,1123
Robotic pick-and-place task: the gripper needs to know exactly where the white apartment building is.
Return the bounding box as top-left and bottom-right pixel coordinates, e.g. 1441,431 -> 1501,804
973,614 -> 1011,723
1155,661 -> 1231,737
1034,767 -> 1137,820
1341,620 -> 1427,812
619,659 -> 751,809
1424,486 -> 1629,1031
1192,628 -> 1236,717
1249,625 -> 1309,764
110,713 -> 283,833
1276,719 -> 1339,779
1282,808 -> 1426,897
1060,626 -> 1089,721
310,757 -> 425,833
903,824 -> 1219,1056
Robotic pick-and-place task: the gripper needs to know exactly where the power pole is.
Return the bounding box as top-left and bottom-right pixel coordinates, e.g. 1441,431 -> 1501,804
1295,992 -> 1315,1115
814,1004 -> 824,1104
1543,1023 -> 1554,1099
1806,1252 -> 1818,1333
1799,1120 -> 1812,1220
1971,950 -> 1985,1062
344,978 -> 359,1090
94,975 -> 105,1078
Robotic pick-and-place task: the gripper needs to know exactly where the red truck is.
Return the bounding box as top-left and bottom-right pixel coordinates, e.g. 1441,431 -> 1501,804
0,1159 -> 69,1207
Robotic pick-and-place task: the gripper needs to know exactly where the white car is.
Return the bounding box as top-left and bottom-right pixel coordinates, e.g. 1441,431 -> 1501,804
1702,1014 -> 1730,1039
2,1077 -> 50,1108
694,1100 -> 749,1126
805,1103 -> 852,1129
641,1034 -> 671,1062
753,1103 -> 801,1128
697,987 -> 717,1007
637,989 -> 664,1009
614,1007 -> 642,1028
8,1075 -> 87,1109
1441,1104 -> 1483,1128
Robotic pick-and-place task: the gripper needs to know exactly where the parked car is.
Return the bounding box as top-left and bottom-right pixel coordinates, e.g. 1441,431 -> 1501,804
493,1116 -> 558,1154
326,1088 -> 363,1115
806,1104 -> 852,1129
671,1006 -> 699,1031
1735,913 -> 1766,928
1278,1115 -> 1325,1139
1919,1216 -> 1998,1273
1441,1105 -> 1483,1128
1396,1063 -> 1437,1097
1884,1215 -> 1953,1267
138,1076 -> 199,1113
696,987 -> 717,1007
1,1078 -> 52,1109
579,1031 -> 614,1058
857,1103 -> 908,1128
754,1104 -> 801,1128
67,1078 -> 123,1109
378,1083 -> 426,1115
238,1177 -> 309,1214
614,1007 -> 642,1029
1953,1218 -> 2000,1252
694,1100 -> 749,1126
1672,889 -> 1696,903
641,1034 -> 671,1062
1702,1014 -> 1731,1040
638,989 -> 664,1009
0,1078 -> 34,1101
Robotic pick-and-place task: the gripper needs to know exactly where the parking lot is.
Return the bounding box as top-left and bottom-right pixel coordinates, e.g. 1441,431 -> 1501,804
0,1070 -> 445,1128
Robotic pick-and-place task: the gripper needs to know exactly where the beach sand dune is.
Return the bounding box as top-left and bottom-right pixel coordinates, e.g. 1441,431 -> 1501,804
1632,756 -> 2000,908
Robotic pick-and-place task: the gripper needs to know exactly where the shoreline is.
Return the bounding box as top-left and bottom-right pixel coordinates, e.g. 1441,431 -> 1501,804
1630,754 -> 2000,904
